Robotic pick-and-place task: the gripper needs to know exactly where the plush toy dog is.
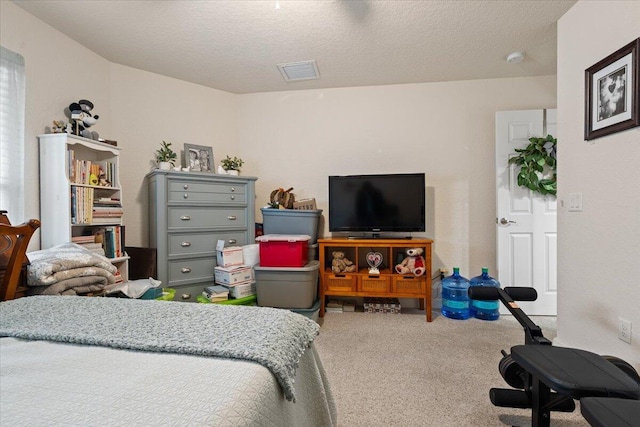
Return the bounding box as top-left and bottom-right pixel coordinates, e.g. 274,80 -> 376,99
395,248 -> 425,276
331,251 -> 356,274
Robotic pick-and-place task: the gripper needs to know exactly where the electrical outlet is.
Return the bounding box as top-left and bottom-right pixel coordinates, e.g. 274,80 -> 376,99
619,318 -> 632,344
440,268 -> 449,280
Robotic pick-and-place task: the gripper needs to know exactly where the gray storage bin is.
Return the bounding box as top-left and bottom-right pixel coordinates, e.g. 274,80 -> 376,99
289,299 -> 321,323
308,243 -> 318,262
255,260 -> 319,309
261,208 -> 322,243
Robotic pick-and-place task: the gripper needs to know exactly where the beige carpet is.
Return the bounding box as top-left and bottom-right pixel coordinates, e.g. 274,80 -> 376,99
313,309 -> 588,427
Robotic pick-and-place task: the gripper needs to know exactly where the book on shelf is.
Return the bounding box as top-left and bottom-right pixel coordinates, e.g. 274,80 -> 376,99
70,186 -> 94,224
93,207 -> 124,215
91,217 -> 122,225
71,235 -> 95,244
95,197 -> 121,205
91,225 -> 125,259
115,226 -> 122,258
68,157 -> 117,187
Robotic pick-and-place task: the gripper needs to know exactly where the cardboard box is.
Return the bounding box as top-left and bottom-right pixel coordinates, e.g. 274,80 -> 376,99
214,265 -> 254,285
216,240 -> 244,267
222,280 -> 256,299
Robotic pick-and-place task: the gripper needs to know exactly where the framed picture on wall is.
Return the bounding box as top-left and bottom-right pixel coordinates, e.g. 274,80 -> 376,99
184,144 -> 214,172
585,38 -> 639,141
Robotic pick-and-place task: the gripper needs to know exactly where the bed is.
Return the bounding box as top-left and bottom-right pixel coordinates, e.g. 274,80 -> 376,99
0,296 -> 337,426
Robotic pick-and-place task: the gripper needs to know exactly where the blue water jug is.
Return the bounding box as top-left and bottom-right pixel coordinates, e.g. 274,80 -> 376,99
441,267 -> 471,320
470,267 -> 501,321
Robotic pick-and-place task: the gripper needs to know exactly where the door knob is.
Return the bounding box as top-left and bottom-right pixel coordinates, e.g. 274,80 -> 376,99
498,217 -> 516,225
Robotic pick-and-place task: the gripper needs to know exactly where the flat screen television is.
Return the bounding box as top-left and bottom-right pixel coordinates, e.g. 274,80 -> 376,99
328,173 -> 425,234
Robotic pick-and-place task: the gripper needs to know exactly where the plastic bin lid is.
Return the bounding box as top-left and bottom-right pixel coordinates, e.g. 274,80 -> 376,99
256,234 -> 311,242
261,207 -> 323,214
254,260 -> 319,271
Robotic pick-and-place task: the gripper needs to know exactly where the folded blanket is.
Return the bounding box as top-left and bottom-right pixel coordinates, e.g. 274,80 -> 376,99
27,275 -> 112,296
0,296 -> 320,402
27,242 -> 117,287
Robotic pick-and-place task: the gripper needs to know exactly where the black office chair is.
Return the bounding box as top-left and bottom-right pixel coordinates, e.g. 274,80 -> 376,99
468,286 -> 640,427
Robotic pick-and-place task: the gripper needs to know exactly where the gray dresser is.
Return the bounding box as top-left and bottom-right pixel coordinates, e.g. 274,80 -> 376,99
146,170 -> 257,301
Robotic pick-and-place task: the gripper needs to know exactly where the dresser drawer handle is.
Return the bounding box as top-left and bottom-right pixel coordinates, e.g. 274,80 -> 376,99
228,239 -> 237,244
183,184 -> 189,190
230,187 -> 236,192
181,293 -> 191,300
181,267 -> 192,273
180,215 -> 191,221
230,195 -> 235,200
183,193 -> 189,199
228,215 -> 237,220
181,241 -> 191,247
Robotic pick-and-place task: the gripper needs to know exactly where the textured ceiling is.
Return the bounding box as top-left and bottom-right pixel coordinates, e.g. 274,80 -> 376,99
13,0 -> 576,94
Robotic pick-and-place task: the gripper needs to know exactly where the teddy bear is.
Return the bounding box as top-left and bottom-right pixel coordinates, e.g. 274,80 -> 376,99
66,99 -> 100,140
395,248 -> 425,276
331,251 -> 356,274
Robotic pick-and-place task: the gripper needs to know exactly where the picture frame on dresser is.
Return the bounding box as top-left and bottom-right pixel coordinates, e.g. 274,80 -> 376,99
184,143 -> 214,172
585,38 -> 639,141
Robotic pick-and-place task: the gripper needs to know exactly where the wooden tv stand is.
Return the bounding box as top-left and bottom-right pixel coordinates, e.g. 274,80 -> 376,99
318,237 -> 433,322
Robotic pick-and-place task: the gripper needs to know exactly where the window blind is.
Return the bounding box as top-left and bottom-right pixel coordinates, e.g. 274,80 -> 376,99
0,46 -> 25,222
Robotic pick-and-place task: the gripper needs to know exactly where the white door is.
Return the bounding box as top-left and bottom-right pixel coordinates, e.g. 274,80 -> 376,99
496,109 -> 557,315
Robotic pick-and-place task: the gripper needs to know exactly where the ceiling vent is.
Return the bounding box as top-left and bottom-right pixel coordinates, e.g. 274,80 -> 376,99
277,60 -> 320,82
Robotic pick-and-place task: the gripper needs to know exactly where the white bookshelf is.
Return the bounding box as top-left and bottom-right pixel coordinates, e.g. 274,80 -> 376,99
38,133 -> 129,281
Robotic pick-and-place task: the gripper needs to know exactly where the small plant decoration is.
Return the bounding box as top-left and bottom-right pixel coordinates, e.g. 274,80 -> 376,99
221,155 -> 244,172
508,135 -> 557,196
155,141 -> 177,166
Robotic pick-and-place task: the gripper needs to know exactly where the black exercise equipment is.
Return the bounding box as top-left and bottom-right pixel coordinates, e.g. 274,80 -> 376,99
468,286 -> 640,427
580,397 -> 640,427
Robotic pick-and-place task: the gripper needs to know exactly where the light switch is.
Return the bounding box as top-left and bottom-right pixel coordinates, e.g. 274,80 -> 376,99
569,193 -> 583,212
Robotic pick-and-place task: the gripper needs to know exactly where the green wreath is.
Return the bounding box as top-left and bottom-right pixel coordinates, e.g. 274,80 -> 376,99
508,135 -> 557,196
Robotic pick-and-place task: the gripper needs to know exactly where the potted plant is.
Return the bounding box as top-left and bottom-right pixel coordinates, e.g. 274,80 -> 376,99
155,141 -> 177,170
508,135 -> 557,196
221,155 -> 244,175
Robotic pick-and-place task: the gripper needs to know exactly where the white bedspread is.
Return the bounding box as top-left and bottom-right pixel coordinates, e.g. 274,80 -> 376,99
0,337 -> 336,426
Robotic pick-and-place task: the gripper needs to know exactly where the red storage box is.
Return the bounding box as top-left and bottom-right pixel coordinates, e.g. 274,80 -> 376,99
256,234 -> 311,267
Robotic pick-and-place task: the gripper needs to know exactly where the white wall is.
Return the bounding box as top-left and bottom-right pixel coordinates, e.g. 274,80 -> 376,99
556,1 -> 640,369
0,1 -> 110,249
0,2 -> 239,248
109,64 -> 238,246
238,77 -> 557,277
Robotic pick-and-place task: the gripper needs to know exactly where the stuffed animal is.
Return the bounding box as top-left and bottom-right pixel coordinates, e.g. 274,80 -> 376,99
66,99 -> 100,140
395,248 -> 425,276
269,187 -> 295,209
51,120 -> 69,133
98,167 -> 111,187
331,251 -> 356,274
